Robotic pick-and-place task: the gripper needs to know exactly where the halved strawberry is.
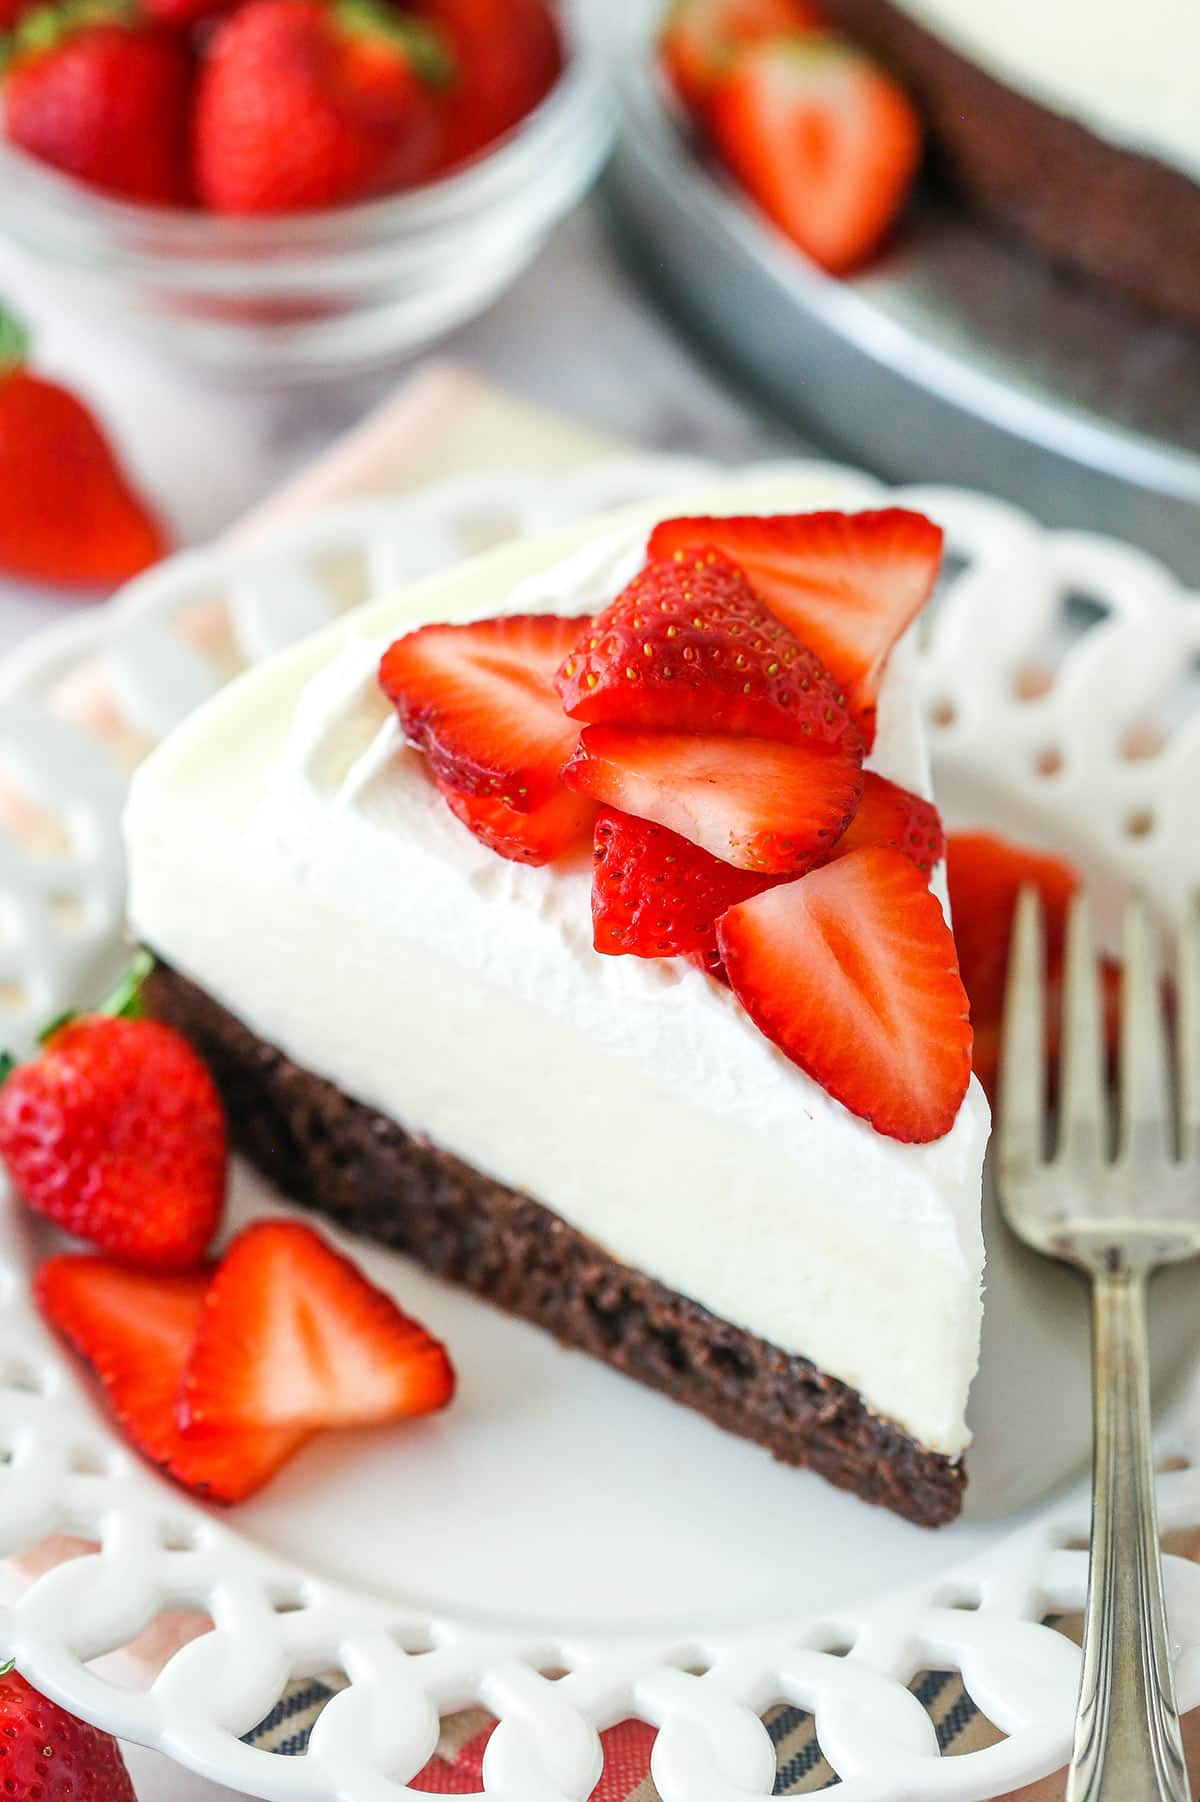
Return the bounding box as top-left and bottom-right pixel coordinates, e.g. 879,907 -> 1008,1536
36,1256 -> 308,1504
436,775 -> 594,866
716,846 -> 971,1141
826,770 -> 943,875
378,614 -> 582,811
563,724 -> 862,873
180,1220 -> 455,1433
591,806 -> 784,959
555,551 -> 856,748
649,509 -> 942,747
659,0 -> 825,115
706,35 -> 922,274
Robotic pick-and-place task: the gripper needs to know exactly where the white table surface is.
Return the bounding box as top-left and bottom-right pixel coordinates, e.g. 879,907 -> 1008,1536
0,197 -> 814,1801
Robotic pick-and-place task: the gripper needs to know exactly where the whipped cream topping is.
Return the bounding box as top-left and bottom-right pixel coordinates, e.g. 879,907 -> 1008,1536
893,0 -> 1200,181
278,633 -> 978,1219
127,497 -> 990,1457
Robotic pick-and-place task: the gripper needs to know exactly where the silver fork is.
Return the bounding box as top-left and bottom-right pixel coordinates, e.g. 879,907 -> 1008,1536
996,888 -> 1200,1802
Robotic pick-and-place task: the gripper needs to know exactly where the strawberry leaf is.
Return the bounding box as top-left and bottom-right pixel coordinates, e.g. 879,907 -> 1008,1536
100,947 -> 155,1021
0,309 -> 28,379
36,949 -> 154,1047
334,0 -> 455,86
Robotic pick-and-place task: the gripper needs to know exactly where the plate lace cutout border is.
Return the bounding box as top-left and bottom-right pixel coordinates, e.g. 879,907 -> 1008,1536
0,456 -> 1199,1801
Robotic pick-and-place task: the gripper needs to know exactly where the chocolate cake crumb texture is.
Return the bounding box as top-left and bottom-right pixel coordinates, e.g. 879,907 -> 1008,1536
822,0 -> 1200,331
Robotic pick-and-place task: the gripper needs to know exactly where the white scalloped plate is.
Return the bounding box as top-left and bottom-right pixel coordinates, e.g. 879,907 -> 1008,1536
1,457 -> 1200,1802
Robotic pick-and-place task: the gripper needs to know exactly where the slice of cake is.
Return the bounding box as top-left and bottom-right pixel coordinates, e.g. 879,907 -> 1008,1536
822,0 -> 1200,328
124,479 -> 990,1527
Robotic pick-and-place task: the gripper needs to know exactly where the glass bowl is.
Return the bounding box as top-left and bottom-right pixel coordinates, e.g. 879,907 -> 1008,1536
0,7 -> 613,383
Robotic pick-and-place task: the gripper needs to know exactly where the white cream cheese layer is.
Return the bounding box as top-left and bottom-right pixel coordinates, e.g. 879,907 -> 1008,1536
125,481 -> 990,1457
893,0 -> 1200,181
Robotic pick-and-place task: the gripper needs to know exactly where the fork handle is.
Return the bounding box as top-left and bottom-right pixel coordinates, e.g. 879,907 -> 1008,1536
1067,1268 -> 1190,1802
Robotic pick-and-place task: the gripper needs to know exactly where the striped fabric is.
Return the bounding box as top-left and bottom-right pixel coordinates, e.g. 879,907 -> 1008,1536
242,1660 -> 1018,1792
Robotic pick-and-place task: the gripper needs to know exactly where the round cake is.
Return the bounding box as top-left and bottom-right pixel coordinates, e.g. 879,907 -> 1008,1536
822,0 -> 1200,328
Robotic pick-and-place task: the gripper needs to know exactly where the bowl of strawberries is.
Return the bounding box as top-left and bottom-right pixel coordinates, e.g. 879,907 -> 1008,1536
0,0 -> 612,380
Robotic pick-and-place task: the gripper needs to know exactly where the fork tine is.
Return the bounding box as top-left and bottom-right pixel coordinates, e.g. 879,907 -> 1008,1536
1177,896 -> 1200,1165
1117,895 -> 1172,1167
998,886 -> 1048,1184
1057,891 -> 1109,1169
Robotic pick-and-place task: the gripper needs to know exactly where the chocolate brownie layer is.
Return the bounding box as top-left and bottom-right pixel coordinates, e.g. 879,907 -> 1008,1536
822,0 -> 1200,331
145,961 -> 966,1527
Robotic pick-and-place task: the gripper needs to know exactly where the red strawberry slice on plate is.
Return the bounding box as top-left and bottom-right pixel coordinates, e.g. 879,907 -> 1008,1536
648,509 -> 943,747
436,775 -> 594,866
379,614 -> 581,811
563,723 -> 862,873
826,770 -> 944,875
717,845 -> 972,1141
946,830 -> 1077,1012
591,806 -> 784,959
556,551 -> 857,748
659,0 -> 826,116
180,1220 -> 455,1433
36,1256 -> 308,1504
706,36 -> 922,274
944,830 -> 1120,1099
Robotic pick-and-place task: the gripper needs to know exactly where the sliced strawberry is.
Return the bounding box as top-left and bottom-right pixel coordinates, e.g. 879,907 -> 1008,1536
689,942 -> 734,983
36,1256 -> 308,1504
717,846 -> 971,1141
683,773 -> 941,979
649,509 -> 942,748
659,0 -> 825,115
826,770 -> 943,874
378,614 -> 581,811
436,776 -> 594,866
180,1220 -> 455,1433
591,806 -> 784,959
555,551 -> 856,749
563,724 -> 862,874
945,830 -> 1105,1099
947,832 -> 1077,1000
707,35 -> 921,274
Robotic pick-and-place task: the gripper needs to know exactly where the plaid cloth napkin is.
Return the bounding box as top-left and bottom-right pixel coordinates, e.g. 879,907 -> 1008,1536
13,363 -> 1199,1797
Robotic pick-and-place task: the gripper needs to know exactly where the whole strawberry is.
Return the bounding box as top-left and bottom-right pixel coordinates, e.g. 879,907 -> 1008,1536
411,0 -> 560,169
0,309 -> 169,588
142,0 -> 231,27
0,1665 -> 135,1802
193,0 -> 454,214
0,960 -> 227,1268
1,0 -> 193,205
